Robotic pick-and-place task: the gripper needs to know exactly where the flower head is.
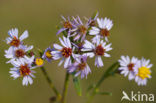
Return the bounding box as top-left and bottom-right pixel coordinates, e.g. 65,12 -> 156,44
51,36 -> 74,68
118,56 -> 139,80
5,45 -> 33,63
134,58 -> 153,86
89,17 -> 113,42
72,16 -> 89,42
87,12 -> 99,27
34,58 -> 44,67
82,38 -> 112,67
68,55 -> 91,79
42,47 -> 54,62
6,28 -> 29,47
9,56 -> 35,86
56,16 -> 76,36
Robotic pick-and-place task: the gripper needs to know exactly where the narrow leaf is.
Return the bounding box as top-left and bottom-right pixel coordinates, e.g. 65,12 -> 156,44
73,77 -> 82,96
97,92 -> 112,96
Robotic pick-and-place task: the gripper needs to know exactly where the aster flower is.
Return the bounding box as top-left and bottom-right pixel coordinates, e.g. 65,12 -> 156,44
6,28 -> 29,47
87,12 -> 99,27
56,16 -> 76,36
51,36 -> 75,68
82,38 -> 112,67
118,56 -> 139,80
68,55 -> 91,79
71,16 -> 89,42
89,17 -> 113,42
9,56 -> 36,86
4,44 -> 33,63
134,58 -> 153,86
42,47 -> 54,62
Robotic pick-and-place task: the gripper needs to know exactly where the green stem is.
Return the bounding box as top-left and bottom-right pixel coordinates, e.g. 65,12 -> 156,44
86,62 -> 119,103
61,72 -> 70,103
40,66 -> 61,101
96,62 -> 119,88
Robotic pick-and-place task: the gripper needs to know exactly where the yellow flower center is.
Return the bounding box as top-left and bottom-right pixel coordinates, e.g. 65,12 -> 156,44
137,67 -> 151,80
45,50 -> 52,59
35,58 -> 44,66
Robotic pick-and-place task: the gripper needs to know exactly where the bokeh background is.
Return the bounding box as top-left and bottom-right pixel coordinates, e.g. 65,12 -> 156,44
0,0 -> 156,103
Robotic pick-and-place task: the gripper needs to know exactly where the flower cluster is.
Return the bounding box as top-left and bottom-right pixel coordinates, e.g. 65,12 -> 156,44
5,28 -> 43,86
118,56 -> 153,86
43,13 -> 113,79
4,13 -> 153,88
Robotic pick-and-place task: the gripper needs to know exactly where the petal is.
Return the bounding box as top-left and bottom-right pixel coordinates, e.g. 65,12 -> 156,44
59,37 -> 66,47
64,57 -> 70,68
97,18 -> 102,28
25,45 -> 33,51
104,53 -> 110,57
27,76 -> 33,85
53,44 -> 63,50
20,30 -> 28,41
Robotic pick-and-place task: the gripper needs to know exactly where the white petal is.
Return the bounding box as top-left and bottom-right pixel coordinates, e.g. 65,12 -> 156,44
59,37 -> 66,47
27,76 -> 33,85
22,76 -> 28,86
97,18 -> 102,28
64,57 -> 70,68
20,30 -> 28,41
97,56 -> 104,67
25,45 -> 33,51
58,59 -> 64,66
104,53 -> 110,57
128,72 -> 135,80
53,44 -> 63,50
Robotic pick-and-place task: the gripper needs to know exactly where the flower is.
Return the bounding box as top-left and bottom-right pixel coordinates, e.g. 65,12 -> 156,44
71,16 -> 89,41
51,36 -> 75,68
89,17 -> 113,42
118,56 -> 139,80
68,55 -> 91,79
6,28 -> 29,47
34,58 -> 44,67
42,47 -> 54,62
134,58 -> 153,86
87,12 -> 99,27
4,44 -> 33,63
56,16 -> 76,36
9,56 -> 36,86
82,38 -> 112,67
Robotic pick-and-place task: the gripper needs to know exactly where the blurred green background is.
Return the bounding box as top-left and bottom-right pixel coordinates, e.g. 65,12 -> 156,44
0,0 -> 156,103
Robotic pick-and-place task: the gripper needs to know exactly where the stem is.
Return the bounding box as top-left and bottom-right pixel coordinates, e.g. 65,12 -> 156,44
40,66 -> 61,101
86,62 -> 119,103
61,72 -> 70,103
96,62 -> 119,88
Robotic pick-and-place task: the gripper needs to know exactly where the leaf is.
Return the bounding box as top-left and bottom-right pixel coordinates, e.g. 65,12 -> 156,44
97,91 -> 112,96
73,77 -> 82,96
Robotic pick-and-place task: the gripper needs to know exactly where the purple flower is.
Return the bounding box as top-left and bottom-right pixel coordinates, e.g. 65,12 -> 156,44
42,47 -> 54,62
71,16 -> 89,42
56,16 -> 76,36
68,55 -> 91,79
87,12 -> 99,27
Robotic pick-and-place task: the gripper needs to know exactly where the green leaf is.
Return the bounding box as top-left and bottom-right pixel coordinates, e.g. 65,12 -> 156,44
97,91 -> 112,96
73,76 -> 82,96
